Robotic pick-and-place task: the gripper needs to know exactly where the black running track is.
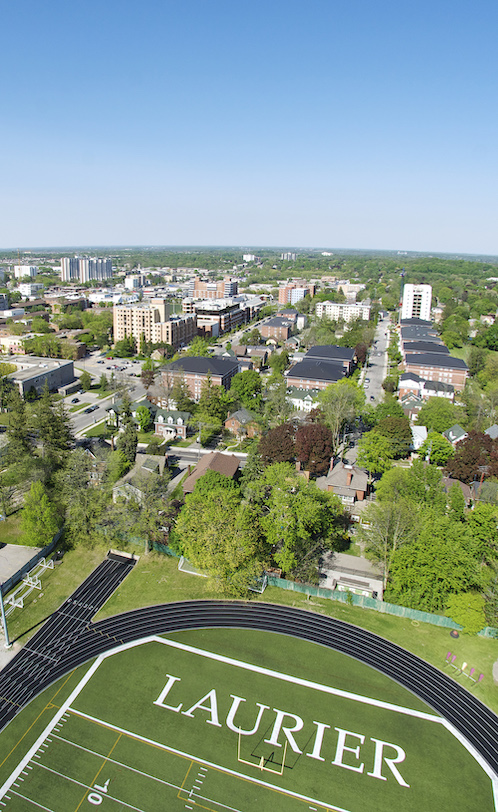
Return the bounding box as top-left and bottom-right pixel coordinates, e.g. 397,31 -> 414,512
1,559 -> 497,779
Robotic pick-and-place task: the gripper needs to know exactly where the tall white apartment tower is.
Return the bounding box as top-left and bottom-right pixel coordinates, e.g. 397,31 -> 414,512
401,284 -> 432,321
61,257 -> 79,282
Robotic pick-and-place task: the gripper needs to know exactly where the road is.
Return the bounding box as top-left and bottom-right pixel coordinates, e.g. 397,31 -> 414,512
362,313 -> 390,405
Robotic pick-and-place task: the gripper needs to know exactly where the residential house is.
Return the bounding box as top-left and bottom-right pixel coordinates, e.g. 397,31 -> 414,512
316,462 -> 369,509
443,425 -> 468,446
182,451 -> 240,494
112,453 -> 168,503
224,408 -> 260,439
286,386 -> 320,412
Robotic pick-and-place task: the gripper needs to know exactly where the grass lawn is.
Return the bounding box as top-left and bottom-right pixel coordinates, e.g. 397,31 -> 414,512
0,631 -> 493,811
82,423 -> 113,439
0,513 -> 22,543
69,402 -> 90,412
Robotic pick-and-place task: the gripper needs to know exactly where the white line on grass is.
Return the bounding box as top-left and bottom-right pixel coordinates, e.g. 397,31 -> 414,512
69,707 -> 352,812
9,792 -> 55,811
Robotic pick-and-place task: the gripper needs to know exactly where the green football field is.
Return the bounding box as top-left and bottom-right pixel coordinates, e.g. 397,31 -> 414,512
0,628 -> 495,812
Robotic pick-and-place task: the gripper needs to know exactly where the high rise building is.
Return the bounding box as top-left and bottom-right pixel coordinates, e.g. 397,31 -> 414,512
60,257 -> 113,284
113,299 -> 197,350
187,276 -> 238,300
278,282 -> 315,305
401,284 -> 432,321
14,265 -> 38,279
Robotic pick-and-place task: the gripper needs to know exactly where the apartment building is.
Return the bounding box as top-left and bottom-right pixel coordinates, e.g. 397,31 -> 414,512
278,282 -> 315,305
61,257 -> 113,284
161,357 -> 239,401
401,284 -> 432,321
315,300 -> 371,323
187,276 -> 238,299
113,298 -> 197,350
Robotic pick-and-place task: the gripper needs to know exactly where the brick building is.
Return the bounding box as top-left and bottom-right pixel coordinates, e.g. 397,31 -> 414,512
161,356 -> 240,402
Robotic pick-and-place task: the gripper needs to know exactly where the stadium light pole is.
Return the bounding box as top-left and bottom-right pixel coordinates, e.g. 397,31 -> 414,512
0,590 -> 11,649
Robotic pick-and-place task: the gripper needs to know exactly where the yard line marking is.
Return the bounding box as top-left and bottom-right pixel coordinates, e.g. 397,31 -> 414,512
52,733 -> 186,792
73,731 -> 122,812
9,791 -> 55,811
70,708 -> 352,812
30,764 -> 147,812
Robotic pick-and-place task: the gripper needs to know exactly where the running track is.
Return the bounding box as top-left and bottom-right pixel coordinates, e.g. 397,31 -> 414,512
0,555 -> 497,778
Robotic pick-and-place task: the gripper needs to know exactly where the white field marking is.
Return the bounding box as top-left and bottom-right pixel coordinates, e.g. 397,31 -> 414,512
52,733 -> 187,792
70,707 -> 352,812
9,793 -> 55,811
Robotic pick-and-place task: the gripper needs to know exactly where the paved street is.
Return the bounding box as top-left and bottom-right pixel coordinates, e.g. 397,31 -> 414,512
361,313 -> 390,404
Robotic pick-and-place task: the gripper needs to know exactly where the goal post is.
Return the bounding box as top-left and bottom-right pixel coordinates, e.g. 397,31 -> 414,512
237,728 -> 287,775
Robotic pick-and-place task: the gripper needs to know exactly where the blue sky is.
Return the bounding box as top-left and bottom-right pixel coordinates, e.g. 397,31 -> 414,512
1,0 -> 497,253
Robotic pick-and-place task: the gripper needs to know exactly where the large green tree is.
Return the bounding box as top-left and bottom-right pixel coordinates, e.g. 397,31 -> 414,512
416,398 -> 464,434
356,431 -> 393,476
252,463 -> 345,579
21,481 -> 60,547
175,485 -> 263,595
357,499 -> 419,589
317,379 -> 365,452
32,384 -> 74,471
229,370 -> 262,411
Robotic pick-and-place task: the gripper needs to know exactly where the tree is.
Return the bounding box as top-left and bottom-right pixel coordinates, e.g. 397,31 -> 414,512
466,503 -> 498,562
252,463 -> 345,579
185,337 -> 211,356
372,396 -> 405,424
375,416 -> 412,459
446,593 -> 486,635
141,357 -> 156,390
375,461 -> 446,511
99,373 -> 109,394
135,405 -> 153,432
197,372 -> 233,423
317,379 -> 365,453
447,483 -> 466,521
445,431 -> 494,484
114,335 -> 135,357
382,376 -> 398,394
229,370 -> 262,411
263,377 -> 292,428
416,398 -> 464,434
53,448 -> 108,544
5,388 -> 32,461
295,423 -> 333,475
418,431 -> 455,466
268,350 -> 290,375
79,370 -> 92,392
21,481 -> 60,547
357,499 -> 419,589
170,375 -> 194,412
117,421 -> 138,465
258,423 -> 296,465
32,384 -> 74,470
387,514 -> 482,612
175,487 -> 263,595
356,431 -> 393,476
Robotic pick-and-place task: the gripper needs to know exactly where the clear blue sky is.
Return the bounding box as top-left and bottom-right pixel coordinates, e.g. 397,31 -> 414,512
1,0 -> 497,254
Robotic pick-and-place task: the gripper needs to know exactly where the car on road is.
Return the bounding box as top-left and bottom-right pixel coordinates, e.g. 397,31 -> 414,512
97,360 -> 104,364
370,395 -> 375,400
84,404 -> 99,414
71,397 -> 79,404
365,378 -> 370,384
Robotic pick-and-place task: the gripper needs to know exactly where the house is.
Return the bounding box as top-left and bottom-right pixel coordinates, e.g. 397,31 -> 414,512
305,345 -> 356,375
182,452 -> 240,494
442,424 -> 468,446
161,356 -> 240,402
107,398 -> 191,440
154,408 -> 191,440
224,409 -> 260,438
112,453 -> 168,503
485,425 -> 498,440
411,425 -> 428,451
441,477 -> 472,507
285,360 -> 345,391
286,386 -> 320,412
316,462 -> 369,508
398,372 -> 454,402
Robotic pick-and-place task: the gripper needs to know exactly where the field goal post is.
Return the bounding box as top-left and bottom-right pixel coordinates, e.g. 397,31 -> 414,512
237,728 -> 287,775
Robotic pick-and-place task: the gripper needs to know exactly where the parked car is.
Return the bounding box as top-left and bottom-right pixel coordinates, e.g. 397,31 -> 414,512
71,397 -> 79,404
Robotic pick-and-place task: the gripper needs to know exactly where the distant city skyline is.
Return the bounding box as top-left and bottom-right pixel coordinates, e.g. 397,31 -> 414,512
1,1 -> 497,254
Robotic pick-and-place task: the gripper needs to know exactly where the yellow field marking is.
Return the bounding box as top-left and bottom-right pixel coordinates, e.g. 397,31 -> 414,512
177,761 -> 218,811
178,760 -> 193,796
0,670 -> 75,770
73,732 -> 122,812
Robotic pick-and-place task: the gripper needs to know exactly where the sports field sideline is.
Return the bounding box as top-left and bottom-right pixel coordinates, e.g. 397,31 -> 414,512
0,629 -> 495,811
